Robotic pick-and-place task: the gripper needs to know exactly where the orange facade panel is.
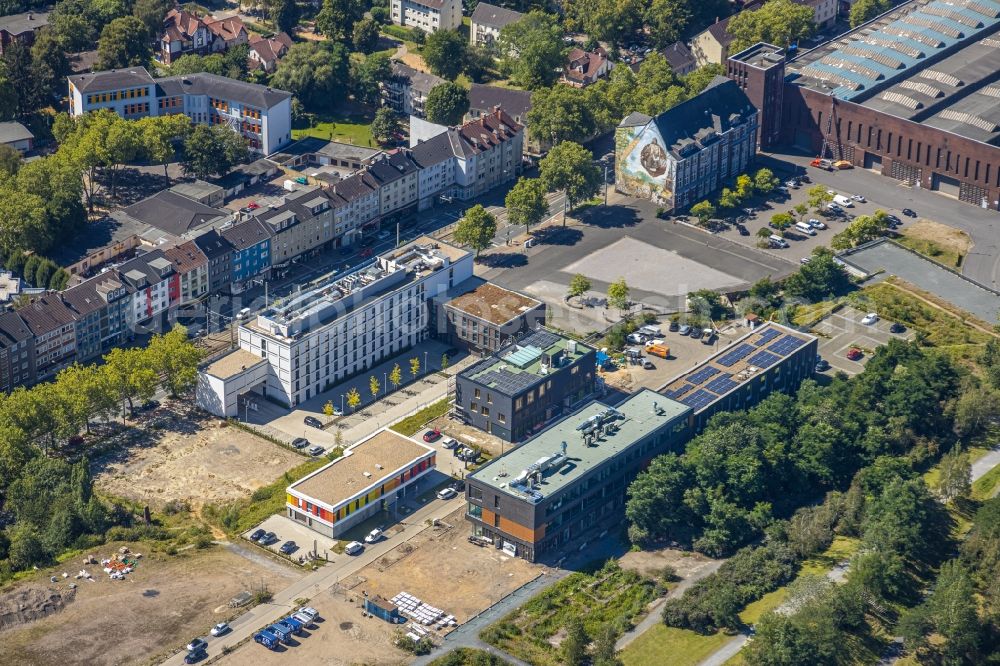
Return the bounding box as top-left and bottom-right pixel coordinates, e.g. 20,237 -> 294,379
482,509 -> 546,544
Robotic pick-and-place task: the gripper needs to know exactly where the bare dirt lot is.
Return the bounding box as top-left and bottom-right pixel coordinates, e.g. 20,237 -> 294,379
96,405 -> 304,509
902,219 -> 973,257
618,547 -> 720,581
346,507 -> 542,624
0,543 -> 301,666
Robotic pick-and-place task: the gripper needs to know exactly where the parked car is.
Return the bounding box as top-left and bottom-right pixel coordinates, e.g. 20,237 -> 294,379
847,347 -> 863,361
437,487 -> 458,500
249,529 -> 266,542
344,541 -> 364,555
185,649 -> 207,664
902,208 -> 917,217
827,203 -> 842,213
861,312 -> 879,325
297,607 -> 320,622
815,358 -> 830,372
292,611 -> 315,627
851,194 -> 866,202
186,638 -> 208,653
307,445 -> 325,456
690,328 -> 704,340
423,429 -> 442,443
260,531 -> 277,545
736,223 -> 750,236
364,528 -> 384,543
291,437 -> 309,449
678,325 -> 692,336
668,320 -> 680,332
210,622 -> 231,637
642,359 -> 655,369
254,629 -> 280,650
890,322 -> 907,334
800,256 -> 812,264
279,540 -> 297,555
886,214 -> 901,224
304,416 -> 323,429
442,437 -> 459,450
626,332 -> 646,345
282,615 -> 305,634
808,218 -> 827,229
276,619 -> 302,636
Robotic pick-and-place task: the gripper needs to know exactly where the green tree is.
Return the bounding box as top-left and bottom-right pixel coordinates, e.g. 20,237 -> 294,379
270,41 -> 350,111
938,447 -> 972,501
607,278 -> 630,316
425,82 -> 469,126
146,324 -> 203,397
453,204 -> 497,256
756,227 -> 772,241
316,0 -> 365,41
441,353 -> 449,370
352,16 -> 380,53
97,16 -> 150,69
850,0 -> 891,27
768,212 -> 794,232
132,0 -> 172,36
806,184 -> 833,211
754,168 -> 779,194
102,347 -> 157,421
409,357 -> 420,378
498,11 -> 566,89
735,174 -> 754,199
526,84 -> 601,145
346,386 -> 361,411
727,0 -> 815,52
7,523 -> 45,571
505,177 -> 549,233
138,114 -> 191,186
272,0 -> 301,34
30,32 -> 71,107
181,124 -> 249,179
562,617 -> 588,666
323,401 -> 334,416
626,453 -> 695,544
953,387 -> 1000,439
831,211 -> 890,250
793,203 -> 809,222
389,363 -> 402,389
567,273 -> 591,301
352,52 -> 392,106
2,42 -> 40,117
784,247 -> 851,301
718,187 -> 740,210
539,141 -> 602,217
369,375 -> 380,399
592,623 -> 622,666
422,29 -> 467,80
646,0 -> 692,47
370,107 -> 400,146
690,200 -> 716,225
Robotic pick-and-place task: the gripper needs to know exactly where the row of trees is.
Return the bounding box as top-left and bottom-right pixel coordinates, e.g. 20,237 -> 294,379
0,324 -> 203,575
626,339 -> 961,557
689,167 -> 779,225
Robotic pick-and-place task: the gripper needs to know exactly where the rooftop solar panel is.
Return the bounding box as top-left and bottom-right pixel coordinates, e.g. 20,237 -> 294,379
705,375 -> 739,395
679,389 -> 717,411
688,366 -> 720,384
749,350 -> 781,368
664,383 -> 694,400
752,328 -> 781,346
717,343 -> 754,367
768,335 -> 808,355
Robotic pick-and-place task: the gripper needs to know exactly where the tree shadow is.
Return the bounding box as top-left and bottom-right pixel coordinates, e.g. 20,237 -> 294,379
532,226 -> 583,246
476,253 -> 528,268
575,203 -> 642,229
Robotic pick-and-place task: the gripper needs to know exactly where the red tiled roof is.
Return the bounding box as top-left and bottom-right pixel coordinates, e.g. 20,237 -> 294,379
205,16 -> 247,42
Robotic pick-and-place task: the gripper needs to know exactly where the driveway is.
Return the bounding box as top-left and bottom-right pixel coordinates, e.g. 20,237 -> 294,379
811,306 -> 913,375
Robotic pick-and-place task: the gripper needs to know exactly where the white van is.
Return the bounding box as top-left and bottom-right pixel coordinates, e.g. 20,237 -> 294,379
639,324 -> 662,337
769,234 -> 789,248
344,541 -> 364,555
238,307 -> 252,320
832,194 -> 854,207
794,221 -> 817,236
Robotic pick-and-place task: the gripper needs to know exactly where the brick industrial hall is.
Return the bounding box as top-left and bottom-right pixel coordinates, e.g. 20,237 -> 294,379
727,0 -> 1000,209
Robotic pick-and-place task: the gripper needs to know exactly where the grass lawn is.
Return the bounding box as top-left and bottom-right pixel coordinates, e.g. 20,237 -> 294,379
481,561 -> 659,666
924,443 -> 991,490
390,398 -> 451,436
857,281 -> 994,348
621,624 -> 733,666
739,536 -> 860,625
896,220 -> 971,269
292,111 -> 376,148
974,462 -> 1000,501
794,300 -> 840,327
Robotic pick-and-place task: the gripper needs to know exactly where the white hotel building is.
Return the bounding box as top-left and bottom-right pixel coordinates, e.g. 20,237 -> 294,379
67,67 -> 292,154
197,237 -> 472,415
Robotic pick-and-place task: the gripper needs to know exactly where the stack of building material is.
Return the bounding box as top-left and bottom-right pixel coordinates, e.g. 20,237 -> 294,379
390,592 -> 457,627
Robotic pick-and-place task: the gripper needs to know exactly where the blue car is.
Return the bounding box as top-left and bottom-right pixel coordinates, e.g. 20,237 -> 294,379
277,619 -> 302,636
254,629 -> 280,650
282,615 -> 305,634
268,624 -> 292,642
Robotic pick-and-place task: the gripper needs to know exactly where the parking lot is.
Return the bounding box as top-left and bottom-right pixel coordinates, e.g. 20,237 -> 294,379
243,514 -> 344,563
811,306 -> 914,375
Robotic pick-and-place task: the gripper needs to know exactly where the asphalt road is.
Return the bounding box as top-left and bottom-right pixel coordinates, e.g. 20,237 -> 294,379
761,150 -> 1000,287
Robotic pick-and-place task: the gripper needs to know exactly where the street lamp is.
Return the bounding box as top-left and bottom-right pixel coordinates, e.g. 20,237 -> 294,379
424,350 -> 428,376
341,393 -> 345,414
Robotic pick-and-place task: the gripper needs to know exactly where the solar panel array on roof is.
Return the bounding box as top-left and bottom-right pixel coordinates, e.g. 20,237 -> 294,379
749,350 -> 781,368
705,375 -> 739,394
769,334 -> 807,355
688,366 -> 721,384
679,389 -> 716,410
718,343 -> 754,367
520,329 -> 560,349
664,383 -> 694,400
752,328 -> 782,346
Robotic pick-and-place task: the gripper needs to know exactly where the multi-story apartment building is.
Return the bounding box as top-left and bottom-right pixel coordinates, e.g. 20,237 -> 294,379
409,109 -> 524,204
117,251 -> 180,329
0,311 -> 35,392
441,283 -> 545,356
18,295 -> 78,380
368,151 -> 420,218
469,3 -> 523,48
465,389 -> 692,561
390,0 -> 462,33
327,172 -> 381,242
67,68 -> 292,154
615,76 -> 758,212
159,9 -> 248,64
383,62 -> 445,118
191,230 -> 233,295
250,186 -> 335,267
197,237 -> 472,414
221,217 -> 272,289
0,10 -> 48,56
162,240 -> 210,304
62,273 -> 132,362
455,329 -> 596,442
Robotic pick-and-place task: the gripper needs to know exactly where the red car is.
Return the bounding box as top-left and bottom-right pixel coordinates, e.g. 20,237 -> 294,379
846,347 -> 863,361
423,429 -> 442,443
247,201 -> 260,210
